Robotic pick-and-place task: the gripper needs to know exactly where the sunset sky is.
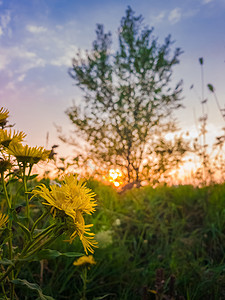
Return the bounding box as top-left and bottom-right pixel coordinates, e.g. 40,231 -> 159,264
1,0 -> 225,158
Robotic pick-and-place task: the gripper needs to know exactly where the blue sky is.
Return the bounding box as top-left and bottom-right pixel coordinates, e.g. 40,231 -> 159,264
1,0 -> 225,157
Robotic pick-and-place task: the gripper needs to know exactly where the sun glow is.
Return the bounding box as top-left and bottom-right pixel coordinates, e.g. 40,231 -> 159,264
108,168 -> 122,187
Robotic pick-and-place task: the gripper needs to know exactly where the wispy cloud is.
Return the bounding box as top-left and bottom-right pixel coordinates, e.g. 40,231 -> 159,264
0,12 -> 82,96
50,45 -> 78,67
150,6 -> 198,26
0,52 -> 9,70
0,10 -> 11,37
24,23 -> 81,68
152,11 -> 166,24
0,46 -> 46,74
0,24 -> 79,78
17,74 -> 26,82
26,25 -> 47,34
1,11 -> 10,28
183,8 -> 199,18
168,8 -> 182,24
5,74 -> 26,91
5,81 -> 15,91
202,0 -> 214,4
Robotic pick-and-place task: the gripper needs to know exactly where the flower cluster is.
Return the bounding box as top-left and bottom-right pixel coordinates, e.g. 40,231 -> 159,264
0,107 -> 51,171
0,106 -> 98,254
0,107 -> 98,299
32,174 -> 98,254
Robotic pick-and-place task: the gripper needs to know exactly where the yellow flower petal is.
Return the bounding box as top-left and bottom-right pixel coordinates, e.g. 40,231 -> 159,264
0,129 -> 26,147
0,108 -> 9,128
7,143 -> 51,164
0,212 -> 8,228
73,255 -> 96,267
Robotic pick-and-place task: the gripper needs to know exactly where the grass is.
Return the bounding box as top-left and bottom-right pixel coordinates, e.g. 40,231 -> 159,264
13,180 -> 225,299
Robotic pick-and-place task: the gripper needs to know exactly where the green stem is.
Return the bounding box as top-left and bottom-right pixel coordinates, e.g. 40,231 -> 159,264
26,225 -> 57,254
30,210 -> 49,235
14,225 -> 58,279
1,172 -> 11,209
22,168 -> 29,223
8,217 -> 14,300
33,223 -> 57,241
0,261 -> 17,284
24,233 -> 61,259
1,172 -> 15,299
1,282 -> 7,299
24,225 -> 64,259
81,267 -> 87,300
20,223 -> 57,257
0,225 -> 63,284
10,280 -> 14,300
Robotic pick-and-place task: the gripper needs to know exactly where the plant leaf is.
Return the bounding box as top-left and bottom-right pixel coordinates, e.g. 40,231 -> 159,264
0,258 -> 15,266
27,174 -> 38,181
32,249 -> 83,260
11,279 -> 54,300
15,221 -> 31,240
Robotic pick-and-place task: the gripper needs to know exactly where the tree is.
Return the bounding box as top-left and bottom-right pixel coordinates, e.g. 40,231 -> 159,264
65,7 -> 184,184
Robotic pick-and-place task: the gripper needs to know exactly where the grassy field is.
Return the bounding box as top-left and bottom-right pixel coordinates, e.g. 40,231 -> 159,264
16,179 -> 225,299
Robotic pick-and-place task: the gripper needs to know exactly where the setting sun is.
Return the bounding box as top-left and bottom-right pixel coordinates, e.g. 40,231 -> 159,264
108,168 -> 122,187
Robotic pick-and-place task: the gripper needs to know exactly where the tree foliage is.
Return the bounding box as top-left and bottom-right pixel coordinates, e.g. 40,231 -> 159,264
66,7 -> 185,184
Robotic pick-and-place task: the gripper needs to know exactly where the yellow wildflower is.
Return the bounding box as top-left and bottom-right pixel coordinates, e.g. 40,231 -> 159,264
0,129 -> 26,147
32,174 -> 98,254
32,175 -> 97,253
0,212 -> 8,228
73,255 -> 96,267
0,108 -> 9,128
69,210 -> 98,254
6,143 -> 51,164
61,175 -> 97,216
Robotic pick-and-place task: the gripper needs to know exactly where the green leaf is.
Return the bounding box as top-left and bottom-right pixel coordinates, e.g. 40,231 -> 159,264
32,249 -> 83,261
15,221 -> 31,240
5,172 -> 17,179
11,279 -> 54,300
0,258 -> 15,266
27,174 -> 38,181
